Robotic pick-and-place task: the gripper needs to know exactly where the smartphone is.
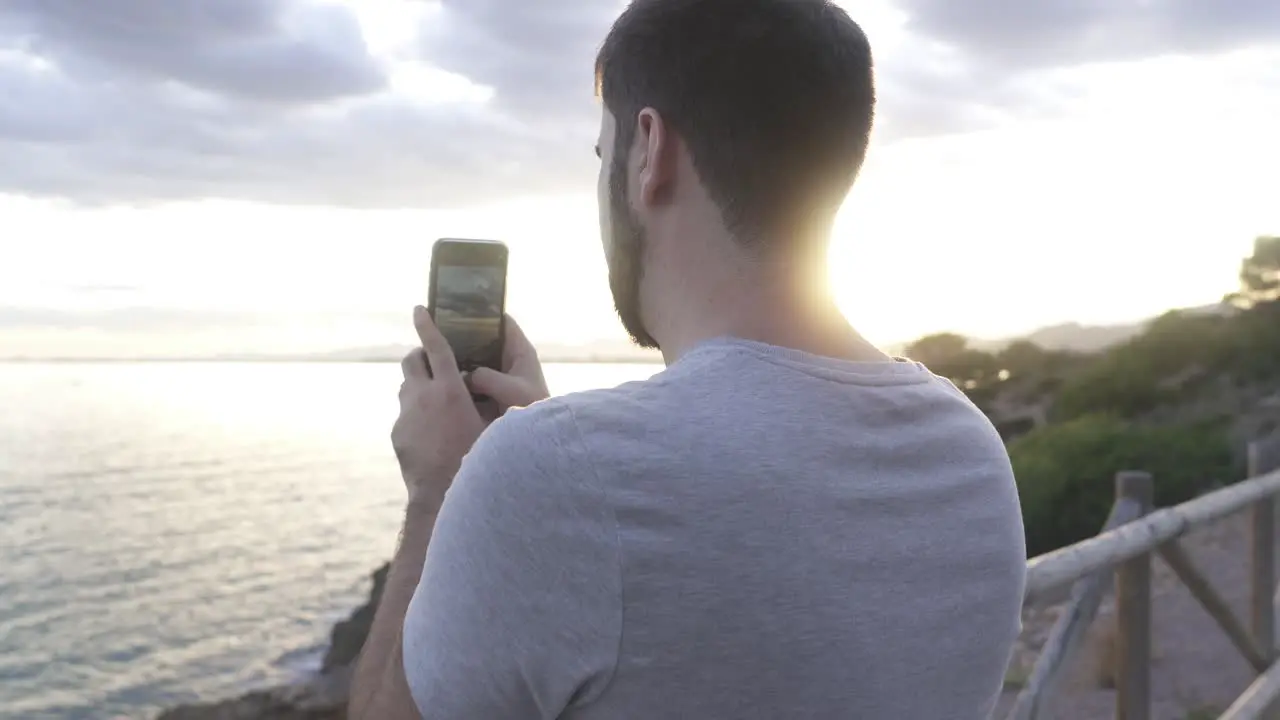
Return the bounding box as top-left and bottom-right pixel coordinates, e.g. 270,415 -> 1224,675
427,238 -> 508,375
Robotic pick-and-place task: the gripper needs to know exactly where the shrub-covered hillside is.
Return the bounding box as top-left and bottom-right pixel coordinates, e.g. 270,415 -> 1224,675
903,236 -> 1280,556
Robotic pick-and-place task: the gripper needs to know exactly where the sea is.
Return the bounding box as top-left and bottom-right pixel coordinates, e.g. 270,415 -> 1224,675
0,361 -> 662,720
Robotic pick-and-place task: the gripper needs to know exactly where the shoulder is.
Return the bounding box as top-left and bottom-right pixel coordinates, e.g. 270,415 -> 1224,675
468,397 -> 585,464
405,404 -> 625,718
541,374 -> 678,430
432,398 -> 623,585
448,397 -> 612,519
465,386 -> 646,468
461,379 -> 670,488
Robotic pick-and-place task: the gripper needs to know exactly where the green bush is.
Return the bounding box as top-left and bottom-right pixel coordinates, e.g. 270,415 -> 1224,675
1220,302 -> 1280,383
1052,312 -> 1224,422
1051,362 -> 1172,421
1052,305 -> 1280,421
1010,415 -> 1239,557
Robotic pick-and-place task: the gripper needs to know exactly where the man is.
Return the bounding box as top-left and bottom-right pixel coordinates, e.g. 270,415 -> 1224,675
350,0 -> 1026,718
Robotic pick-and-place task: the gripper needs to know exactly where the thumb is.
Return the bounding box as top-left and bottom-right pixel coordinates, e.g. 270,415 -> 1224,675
469,368 -> 542,409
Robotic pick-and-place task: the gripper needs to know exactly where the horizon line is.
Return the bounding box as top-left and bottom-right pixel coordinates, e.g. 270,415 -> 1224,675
0,355 -> 665,365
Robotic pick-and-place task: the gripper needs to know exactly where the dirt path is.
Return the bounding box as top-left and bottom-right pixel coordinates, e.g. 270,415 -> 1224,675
995,509 -> 1277,720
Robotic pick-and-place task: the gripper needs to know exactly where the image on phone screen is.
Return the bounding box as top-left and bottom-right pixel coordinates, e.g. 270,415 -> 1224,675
434,263 -> 504,371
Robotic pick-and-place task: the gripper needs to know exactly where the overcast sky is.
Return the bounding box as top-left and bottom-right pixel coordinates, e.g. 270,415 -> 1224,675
2,0 -> 1278,357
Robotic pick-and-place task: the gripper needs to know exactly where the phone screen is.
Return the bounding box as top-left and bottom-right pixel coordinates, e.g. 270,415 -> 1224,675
430,240 -> 507,372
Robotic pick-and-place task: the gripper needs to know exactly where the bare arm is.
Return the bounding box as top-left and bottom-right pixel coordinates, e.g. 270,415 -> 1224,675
348,502 -> 436,720
348,308 -> 486,720
350,309 -> 554,719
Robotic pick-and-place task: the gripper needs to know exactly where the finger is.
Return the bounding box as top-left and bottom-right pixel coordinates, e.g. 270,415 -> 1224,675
502,314 -> 538,370
474,396 -> 501,424
469,367 -> 543,409
400,347 -> 429,381
414,306 -> 461,383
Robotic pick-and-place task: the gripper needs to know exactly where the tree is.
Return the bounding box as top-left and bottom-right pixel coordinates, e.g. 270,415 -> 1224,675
1228,236 -> 1280,307
997,340 -> 1048,378
905,333 -> 999,388
905,333 -> 970,367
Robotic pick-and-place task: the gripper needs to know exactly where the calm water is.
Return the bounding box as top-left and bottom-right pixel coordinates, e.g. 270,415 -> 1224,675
0,361 -> 660,720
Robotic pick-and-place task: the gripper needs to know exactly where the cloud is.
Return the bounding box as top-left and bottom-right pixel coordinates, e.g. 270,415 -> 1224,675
0,305 -> 419,358
420,0 -> 619,121
1,0 -> 384,102
0,0 -> 1277,208
899,0 -> 1280,69
0,73 -> 580,206
0,0 -> 604,207
0,305 -> 261,333
0,304 -> 405,333
881,0 -> 1280,134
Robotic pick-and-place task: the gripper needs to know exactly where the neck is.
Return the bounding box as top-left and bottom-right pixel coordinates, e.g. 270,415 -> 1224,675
650,255 -> 888,366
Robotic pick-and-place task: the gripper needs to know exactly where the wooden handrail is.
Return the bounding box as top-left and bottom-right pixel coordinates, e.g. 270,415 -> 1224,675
1025,466 -> 1280,605
1008,433 -> 1280,720
1220,661 -> 1280,720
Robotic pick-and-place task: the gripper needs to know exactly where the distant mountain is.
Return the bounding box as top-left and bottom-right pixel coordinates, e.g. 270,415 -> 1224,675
312,321 -> 1157,364
1023,321 -> 1146,352
7,303 -> 1231,363
246,338 -> 664,364
312,319 -> 1151,364
881,321 -> 1144,357
968,321 -> 1145,354
964,303 -> 1232,355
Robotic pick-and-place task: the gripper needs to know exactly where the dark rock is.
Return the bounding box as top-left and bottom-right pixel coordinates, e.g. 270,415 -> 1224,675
321,563 -> 389,673
155,562 -> 389,720
155,666 -> 352,720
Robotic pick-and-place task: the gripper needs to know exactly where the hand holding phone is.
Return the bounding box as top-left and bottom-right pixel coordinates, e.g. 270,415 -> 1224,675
467,315 -> 551,412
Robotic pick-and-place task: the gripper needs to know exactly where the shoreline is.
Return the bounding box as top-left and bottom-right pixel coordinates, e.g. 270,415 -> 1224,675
156,564 -> 389,720
0,357 -> 664,365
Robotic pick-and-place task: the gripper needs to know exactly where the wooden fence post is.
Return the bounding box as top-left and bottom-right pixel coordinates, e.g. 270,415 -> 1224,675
1115,471 -> 1154,720
1252,440 -> 1279,667
1251,437 -> 1280,720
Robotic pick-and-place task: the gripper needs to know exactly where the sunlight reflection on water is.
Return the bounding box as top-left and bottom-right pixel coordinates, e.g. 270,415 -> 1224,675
0,361 -> 659,720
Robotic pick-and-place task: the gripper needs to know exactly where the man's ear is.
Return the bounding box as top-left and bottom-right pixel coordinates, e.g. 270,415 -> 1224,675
635,108 -> 674,207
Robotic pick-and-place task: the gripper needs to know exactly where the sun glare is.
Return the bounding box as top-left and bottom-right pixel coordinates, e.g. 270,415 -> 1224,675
387,64 -> 494,105
330,0 -> 427,58
324,0 -> 493,106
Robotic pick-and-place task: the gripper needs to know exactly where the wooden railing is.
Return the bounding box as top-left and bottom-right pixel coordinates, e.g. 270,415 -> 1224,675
1009,433 -> 1280,720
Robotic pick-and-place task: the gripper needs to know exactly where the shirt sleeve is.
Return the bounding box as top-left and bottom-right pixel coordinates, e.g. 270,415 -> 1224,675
402,399 -> 622,720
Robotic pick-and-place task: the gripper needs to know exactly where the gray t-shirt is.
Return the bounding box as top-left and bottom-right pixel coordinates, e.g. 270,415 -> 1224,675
404,337 -> 1026,719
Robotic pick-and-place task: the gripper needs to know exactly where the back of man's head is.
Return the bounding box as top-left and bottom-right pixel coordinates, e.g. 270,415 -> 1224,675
596,0 -> 876,252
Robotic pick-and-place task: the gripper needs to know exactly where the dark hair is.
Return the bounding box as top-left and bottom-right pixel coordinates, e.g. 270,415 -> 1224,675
595,0 -> 875,250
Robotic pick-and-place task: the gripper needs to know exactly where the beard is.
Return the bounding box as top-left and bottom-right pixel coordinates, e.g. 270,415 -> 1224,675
606,154 -> 659,349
